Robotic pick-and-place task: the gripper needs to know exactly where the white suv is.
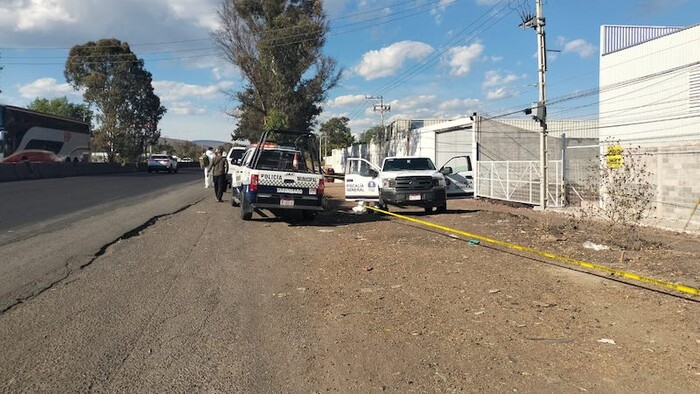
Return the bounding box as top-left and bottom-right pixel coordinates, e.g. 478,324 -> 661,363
147,154 -> 178,173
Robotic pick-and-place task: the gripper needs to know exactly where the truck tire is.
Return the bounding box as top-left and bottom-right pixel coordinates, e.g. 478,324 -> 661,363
231,188 -> 240,207
240,194 -> 252,220
302,210 -> 317,221
377,195 -> 388,211
424,205 -> 433,213
436,201 -> 447,213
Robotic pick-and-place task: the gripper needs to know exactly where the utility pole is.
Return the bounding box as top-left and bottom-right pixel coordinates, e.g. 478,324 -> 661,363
365,95 -> 391,128
520,0 -> 548,209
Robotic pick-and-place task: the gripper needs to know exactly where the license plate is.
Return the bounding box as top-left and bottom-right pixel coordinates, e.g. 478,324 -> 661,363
409,193 -> 421,201
280,197 -> 294,206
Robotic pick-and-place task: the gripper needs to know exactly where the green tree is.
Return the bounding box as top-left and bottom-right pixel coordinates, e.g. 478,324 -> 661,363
27,96 -> 93,124
64,38 -> 166,162
319,116 -> 354,150
152,140 -> 175,155
213,0 -> 341,142
176,140 -> 204,160
359,125 -> 384,144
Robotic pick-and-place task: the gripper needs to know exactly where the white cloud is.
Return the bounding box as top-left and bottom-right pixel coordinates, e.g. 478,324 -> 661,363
389,95 -> 437,112
326,95 -> 481,126
486,87 -> 515,100
476,0 -> 502,5
167,101 -> 208,116
482,70 -> 519,88
153,80 -> 234,103
347,117 -> 376,134
563,39 -> 596,58
557,36 -> 597,58
165,0 -> 220,30
211,64 -> 239,81
354,41 -> 434,81
17,77 -> 79,99
13,0 -> 77,31
430,0 -> 457,24
445,42 -> 484,76
438,98 -> 480,112
0,0 -> 220,48
327,95 -> 367,108
491,56 -> 503,63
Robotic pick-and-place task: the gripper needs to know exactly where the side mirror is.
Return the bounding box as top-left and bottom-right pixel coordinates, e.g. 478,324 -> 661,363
368,169 -> 379,178
440,166 -> 453,175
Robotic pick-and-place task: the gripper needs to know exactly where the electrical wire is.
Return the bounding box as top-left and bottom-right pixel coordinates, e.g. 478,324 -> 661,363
344,0 -> 515,123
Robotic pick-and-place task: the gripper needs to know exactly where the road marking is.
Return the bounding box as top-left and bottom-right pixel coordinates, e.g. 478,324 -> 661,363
366,206 -> 699,297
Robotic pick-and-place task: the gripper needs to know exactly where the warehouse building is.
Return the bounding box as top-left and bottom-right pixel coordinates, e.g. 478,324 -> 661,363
599,24 -> 700,230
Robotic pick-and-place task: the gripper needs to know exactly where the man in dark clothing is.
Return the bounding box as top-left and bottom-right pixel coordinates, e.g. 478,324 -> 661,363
210,147 -> 229,202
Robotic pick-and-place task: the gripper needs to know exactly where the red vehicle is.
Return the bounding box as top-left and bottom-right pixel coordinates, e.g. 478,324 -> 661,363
2,149 -> 60,163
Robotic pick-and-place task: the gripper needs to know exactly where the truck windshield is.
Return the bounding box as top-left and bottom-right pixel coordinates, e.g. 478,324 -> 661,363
383,158 -> 436,171
257,149 -> 308,172
252,130 -> 321,174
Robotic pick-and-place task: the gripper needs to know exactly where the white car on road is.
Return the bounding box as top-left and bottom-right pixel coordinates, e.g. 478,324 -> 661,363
147,154 -> 178,173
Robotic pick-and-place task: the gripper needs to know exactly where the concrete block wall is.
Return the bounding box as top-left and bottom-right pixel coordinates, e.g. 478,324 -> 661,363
646,141 -> 700,231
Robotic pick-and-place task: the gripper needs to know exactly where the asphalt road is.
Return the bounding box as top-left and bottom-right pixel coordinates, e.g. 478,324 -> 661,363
0,168 -> 208,312
0,167 -> 203,243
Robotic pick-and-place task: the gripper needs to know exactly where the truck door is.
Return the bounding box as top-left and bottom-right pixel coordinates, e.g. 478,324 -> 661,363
441,155 -> 474,198
233,149 -> 253,188
344,158 -> 380,202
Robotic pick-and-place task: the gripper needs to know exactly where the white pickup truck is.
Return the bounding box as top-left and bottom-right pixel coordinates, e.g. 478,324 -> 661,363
344,155 -> 474,213
230,130 -> 325,221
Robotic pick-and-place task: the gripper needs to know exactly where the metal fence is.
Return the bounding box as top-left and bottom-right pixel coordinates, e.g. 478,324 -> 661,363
476,160 -> 564,207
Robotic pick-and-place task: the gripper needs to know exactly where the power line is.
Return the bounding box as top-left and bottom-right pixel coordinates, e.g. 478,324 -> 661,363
344,0 -> 516,124
0,0 -> 462,51
2,0 -> 464,66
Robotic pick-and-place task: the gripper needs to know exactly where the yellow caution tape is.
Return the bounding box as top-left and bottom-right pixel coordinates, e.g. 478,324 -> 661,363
367,206 -> 699,297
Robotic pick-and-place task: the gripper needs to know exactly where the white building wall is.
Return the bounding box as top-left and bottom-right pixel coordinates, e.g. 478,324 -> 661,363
599,24 -> 700,231
600,24 -> 700,144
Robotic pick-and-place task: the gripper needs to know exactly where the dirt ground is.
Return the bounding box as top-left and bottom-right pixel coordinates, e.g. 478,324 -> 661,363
302,183 -> 700,391
321,183 -> 700,295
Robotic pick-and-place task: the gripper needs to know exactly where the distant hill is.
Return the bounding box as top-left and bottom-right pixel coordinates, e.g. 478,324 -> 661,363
192,140 -> 230,148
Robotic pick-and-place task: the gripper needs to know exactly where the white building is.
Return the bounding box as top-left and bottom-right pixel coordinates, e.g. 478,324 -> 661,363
326,116 -> 598,207
599,24 -> 700,230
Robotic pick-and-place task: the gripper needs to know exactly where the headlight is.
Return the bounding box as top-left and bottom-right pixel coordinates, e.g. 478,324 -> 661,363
382,178 -> 396,188
432,177 -> 446,187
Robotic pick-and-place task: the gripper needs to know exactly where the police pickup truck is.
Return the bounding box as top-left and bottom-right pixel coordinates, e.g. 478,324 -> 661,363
344,155 -> 474,213
230,129 -> 325,221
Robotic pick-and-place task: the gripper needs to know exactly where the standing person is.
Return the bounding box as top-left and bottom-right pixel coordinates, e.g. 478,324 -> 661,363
199,148 -> 212,188
205,147 -> 215,188
210,147 -> 229,202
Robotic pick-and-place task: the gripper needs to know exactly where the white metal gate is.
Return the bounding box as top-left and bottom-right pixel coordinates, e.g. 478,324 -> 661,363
476,160 -> 564,207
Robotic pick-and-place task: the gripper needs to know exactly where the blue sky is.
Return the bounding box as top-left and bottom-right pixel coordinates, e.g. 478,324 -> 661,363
0,0 -> 698,142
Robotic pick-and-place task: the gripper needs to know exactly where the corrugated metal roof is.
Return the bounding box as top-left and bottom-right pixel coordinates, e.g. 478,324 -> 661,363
601,25 -> 685,55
